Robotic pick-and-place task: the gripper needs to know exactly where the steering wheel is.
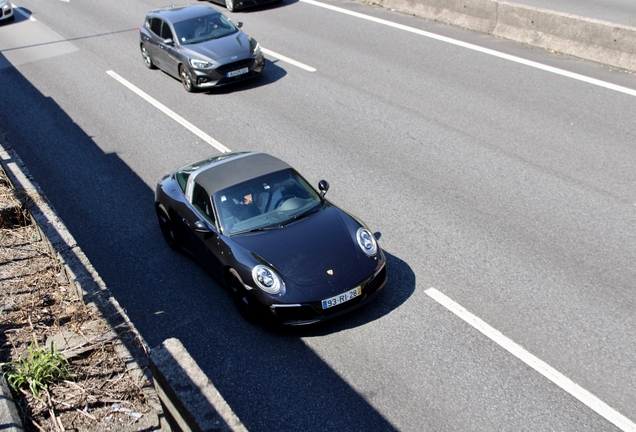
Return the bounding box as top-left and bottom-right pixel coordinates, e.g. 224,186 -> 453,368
274,195 -> 295,209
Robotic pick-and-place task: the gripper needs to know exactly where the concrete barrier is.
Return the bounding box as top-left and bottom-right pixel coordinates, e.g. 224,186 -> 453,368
371,0 -> 497,33
364,0 -> 636,72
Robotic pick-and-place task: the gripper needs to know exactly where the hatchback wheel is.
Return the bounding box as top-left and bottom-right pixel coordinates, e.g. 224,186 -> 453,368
180,65 -> 195,92
225,0 -> 236,12
141,44 -> 155,69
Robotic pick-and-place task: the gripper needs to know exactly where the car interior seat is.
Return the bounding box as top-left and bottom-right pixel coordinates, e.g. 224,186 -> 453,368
218,198 -> 239,231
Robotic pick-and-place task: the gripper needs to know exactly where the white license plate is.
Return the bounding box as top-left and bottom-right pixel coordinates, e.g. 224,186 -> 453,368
226,67 -> 249,78
322,286 -> 362,309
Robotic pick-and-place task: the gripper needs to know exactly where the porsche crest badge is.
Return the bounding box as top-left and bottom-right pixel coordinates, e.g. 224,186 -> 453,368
327,269 -> 334,275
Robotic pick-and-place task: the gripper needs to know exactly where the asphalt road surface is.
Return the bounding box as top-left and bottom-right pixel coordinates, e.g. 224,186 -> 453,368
1,0 -> 635,431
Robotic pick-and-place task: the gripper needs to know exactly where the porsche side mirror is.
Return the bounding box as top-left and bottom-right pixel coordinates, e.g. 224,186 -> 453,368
236,22 -> 243,28
194,220 -> 212,233
318,180 -> 329,196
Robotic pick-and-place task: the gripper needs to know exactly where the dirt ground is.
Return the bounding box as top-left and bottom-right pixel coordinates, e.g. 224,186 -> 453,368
0,153 -> 161,430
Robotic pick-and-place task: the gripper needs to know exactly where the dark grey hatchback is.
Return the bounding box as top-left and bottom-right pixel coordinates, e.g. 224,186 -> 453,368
139,4 -> 265,92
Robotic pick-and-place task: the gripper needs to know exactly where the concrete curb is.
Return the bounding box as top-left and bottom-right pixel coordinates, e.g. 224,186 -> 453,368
365,0 -> 636,72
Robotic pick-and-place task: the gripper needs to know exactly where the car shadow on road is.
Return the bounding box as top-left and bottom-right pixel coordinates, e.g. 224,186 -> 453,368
0,6 -> 24,25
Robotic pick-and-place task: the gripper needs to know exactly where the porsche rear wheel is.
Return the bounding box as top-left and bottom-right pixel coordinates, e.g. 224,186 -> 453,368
180,65 -> 195,93
156,205 -> 178,250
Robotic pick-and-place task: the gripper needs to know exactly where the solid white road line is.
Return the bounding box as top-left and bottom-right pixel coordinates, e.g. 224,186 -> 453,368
300,0 -> 636,98
425,288 -> 636,432
106,70 -> 231,154
262,48 -> 316,72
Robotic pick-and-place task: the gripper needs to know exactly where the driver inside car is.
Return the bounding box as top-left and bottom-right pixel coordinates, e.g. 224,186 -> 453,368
235,191 -> 261,220
194,18 -> 208,39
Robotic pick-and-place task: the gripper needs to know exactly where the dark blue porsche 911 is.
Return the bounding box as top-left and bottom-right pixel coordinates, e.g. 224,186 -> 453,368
155,152 -> 387,325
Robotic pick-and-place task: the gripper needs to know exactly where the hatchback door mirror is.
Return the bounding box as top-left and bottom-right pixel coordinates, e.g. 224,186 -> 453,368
163,38 -> 174,46
318,180 -> 329,196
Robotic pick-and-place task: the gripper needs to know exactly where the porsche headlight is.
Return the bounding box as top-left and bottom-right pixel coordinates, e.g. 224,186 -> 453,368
356,228 -> 378,257
252,265 -> 283,294
189,58 -> 213,69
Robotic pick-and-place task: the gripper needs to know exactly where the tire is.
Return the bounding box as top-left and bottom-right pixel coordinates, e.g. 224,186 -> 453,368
225,0 -> 236,12
141,44 -> 156,69
227,271 -> 257,322
156,205 -> 178,250
179,65 -> 196,93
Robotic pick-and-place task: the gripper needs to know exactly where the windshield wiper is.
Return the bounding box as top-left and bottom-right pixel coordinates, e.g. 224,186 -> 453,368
231,225 -> 280,235
280,206 -> 321,228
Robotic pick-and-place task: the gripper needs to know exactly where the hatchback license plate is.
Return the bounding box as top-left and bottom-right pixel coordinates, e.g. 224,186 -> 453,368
226,67 -> 249,78
322,286 -> 362,309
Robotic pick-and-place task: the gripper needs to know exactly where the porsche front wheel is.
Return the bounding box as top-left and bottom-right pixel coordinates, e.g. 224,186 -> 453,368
228,271 -> 257,322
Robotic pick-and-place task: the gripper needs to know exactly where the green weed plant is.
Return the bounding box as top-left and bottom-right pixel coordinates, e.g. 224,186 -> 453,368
3,339 -> 71,398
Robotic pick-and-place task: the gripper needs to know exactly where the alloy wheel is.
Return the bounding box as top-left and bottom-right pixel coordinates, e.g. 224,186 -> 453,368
141,45 -> 155,69
180,65 -> 195,92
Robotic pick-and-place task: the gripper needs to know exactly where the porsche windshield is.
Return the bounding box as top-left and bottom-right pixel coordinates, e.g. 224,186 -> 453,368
174,13 -> 238,45
214,170 -> 323,235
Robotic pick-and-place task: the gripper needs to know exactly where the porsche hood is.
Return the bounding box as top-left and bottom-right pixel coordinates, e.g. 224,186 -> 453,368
231,207 -> 362,286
